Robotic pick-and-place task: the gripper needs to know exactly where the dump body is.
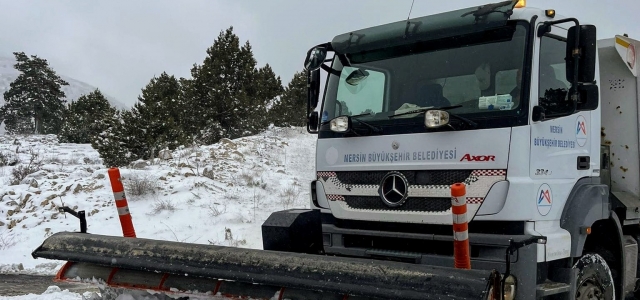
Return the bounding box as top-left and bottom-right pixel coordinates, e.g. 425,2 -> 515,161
599,36 -> 640,197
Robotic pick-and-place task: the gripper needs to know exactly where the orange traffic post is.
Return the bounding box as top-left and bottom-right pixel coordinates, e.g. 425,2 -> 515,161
108,167 -> 136,238
451,183 -> 471,269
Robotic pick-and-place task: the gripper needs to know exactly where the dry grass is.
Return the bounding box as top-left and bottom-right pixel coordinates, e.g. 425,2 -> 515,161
123,174 -> 159,197
279,186 -> 301,209
151,199 -> 177,214
0,230 -> 17,250
10,149 -> 42,185
208,203 -> 227,217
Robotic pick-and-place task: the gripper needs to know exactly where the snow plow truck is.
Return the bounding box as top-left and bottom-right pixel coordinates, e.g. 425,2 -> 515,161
31,0 -> 640,299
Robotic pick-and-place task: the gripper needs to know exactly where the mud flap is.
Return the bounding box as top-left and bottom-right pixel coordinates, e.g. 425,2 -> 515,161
33,232 -> 494,300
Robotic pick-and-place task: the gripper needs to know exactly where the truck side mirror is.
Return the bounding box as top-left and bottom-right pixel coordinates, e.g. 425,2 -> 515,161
308,69 -> 320,110
307,69 -> 321,133
566,25 -> 597,83
308,111 -> 319,132
305,46 -> 328,71
576,84 -> 599,111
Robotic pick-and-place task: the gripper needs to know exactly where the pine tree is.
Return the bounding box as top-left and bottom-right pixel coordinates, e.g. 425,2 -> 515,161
1,52 -> 69,135
269,70 -> 307,127
90,109 -> 148,167
90,110 -> 131,167
184,27 -> 270,144
130,72 -> 185,158
59,89 -> 116,143
120,110 -> 149,161
251,64 -> 283,132
176,77 -> 199,139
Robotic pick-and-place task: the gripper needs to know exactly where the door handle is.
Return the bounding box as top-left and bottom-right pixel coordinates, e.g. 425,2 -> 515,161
577,156 -> 590,170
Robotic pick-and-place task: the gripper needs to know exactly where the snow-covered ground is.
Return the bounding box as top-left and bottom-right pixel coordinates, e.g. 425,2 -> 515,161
1,286 -> 95,300
0,127 -> 316,278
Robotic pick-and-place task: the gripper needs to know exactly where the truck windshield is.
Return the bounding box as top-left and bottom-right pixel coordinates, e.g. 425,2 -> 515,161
320,22 -> 529,135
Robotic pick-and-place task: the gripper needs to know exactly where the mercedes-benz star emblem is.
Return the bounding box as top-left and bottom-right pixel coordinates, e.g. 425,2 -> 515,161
392,141 -> 399,150
378,172 -> 409,207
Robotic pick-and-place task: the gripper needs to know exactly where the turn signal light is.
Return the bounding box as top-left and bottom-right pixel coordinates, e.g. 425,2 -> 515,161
545,9 -> 556,18
515,0 -> 526,8
580,226 -> 592,235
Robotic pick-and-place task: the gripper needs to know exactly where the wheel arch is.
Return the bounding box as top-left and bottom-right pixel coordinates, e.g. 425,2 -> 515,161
560,177 -> 610,257
582,214 -> 624,300
560,177 -> 625,298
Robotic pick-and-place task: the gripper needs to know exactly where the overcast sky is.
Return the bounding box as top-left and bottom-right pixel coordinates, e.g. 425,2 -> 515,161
0,0 -> 637,107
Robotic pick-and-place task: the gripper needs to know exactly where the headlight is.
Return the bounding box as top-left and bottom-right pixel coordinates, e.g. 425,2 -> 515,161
424,110 -> 450,128
503,275 -> 517,300
330,116 -> 350,132
486,275 -> 517,300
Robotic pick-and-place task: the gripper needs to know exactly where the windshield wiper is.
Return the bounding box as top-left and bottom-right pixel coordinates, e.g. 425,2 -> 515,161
346,112 -> 382,133
388,105 -> 476,130
449,114 -> 478,129
460,0 -> 514,19
388,105 -> 462,119
351,112 -> 374,118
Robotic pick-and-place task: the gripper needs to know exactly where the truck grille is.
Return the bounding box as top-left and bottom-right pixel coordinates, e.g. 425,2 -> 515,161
345,196 -> 451,212
318,170 -> 506,216
334,170 -> 473,186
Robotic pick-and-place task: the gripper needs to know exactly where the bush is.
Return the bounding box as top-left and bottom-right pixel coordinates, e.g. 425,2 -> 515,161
9,150 -> 42,185
123,174 -> 158,197
279,186 -> 300,209
207,203 -> 227,217
0,151 -> 18,166
0,230 -> 17,250
151,199 -> 176,214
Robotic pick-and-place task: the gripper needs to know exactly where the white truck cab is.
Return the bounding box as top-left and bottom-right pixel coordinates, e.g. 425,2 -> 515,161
301,1 -> 640,298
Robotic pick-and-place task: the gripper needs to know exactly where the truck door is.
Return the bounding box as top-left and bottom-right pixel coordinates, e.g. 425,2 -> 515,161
529,24 -> 595,219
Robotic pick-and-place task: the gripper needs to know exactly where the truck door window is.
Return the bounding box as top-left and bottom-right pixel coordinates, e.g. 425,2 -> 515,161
335,66 -> 386,116
538,34 -> 572,116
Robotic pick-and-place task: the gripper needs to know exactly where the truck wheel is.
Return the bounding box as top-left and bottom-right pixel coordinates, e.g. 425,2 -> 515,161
573,253 -> 615,300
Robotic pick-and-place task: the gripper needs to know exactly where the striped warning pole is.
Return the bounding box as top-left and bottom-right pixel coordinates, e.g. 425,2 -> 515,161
451,183 -> 471,269
108,167 -> 136,238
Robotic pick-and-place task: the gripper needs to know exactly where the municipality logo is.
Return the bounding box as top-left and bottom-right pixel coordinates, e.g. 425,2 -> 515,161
576,115 -> 587,147
537,184 -> 552,216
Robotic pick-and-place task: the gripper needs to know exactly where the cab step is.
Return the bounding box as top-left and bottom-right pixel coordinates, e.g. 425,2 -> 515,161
536,281 -> 570,298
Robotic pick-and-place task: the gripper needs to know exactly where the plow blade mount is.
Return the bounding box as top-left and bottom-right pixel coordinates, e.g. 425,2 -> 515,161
33,232 -> 493,300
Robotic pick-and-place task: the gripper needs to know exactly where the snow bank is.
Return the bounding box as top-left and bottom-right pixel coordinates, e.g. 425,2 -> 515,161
0,286 -> 91,300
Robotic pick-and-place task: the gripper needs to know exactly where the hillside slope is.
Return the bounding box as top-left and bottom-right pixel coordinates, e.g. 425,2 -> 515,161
0,127 -> 316,274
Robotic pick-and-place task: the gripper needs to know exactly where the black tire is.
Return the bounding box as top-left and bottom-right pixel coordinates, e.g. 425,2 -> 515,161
573,253 -> 615,300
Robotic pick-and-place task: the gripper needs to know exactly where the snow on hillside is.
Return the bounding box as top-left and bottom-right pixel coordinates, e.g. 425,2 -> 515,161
0,56 -> 126,109
0,127 -> 316,275
0,56 -> 127,134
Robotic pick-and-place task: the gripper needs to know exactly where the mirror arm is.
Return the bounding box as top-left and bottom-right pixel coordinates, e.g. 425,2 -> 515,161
537,18 -> 580,37
337,53 -> 351,67
321,64 -> 341,76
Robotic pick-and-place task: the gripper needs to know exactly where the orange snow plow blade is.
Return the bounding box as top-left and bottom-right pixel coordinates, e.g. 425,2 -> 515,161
33,232 -> 498,299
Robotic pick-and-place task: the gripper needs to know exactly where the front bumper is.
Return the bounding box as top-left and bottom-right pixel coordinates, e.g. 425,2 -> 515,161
321,215 -> 541,299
